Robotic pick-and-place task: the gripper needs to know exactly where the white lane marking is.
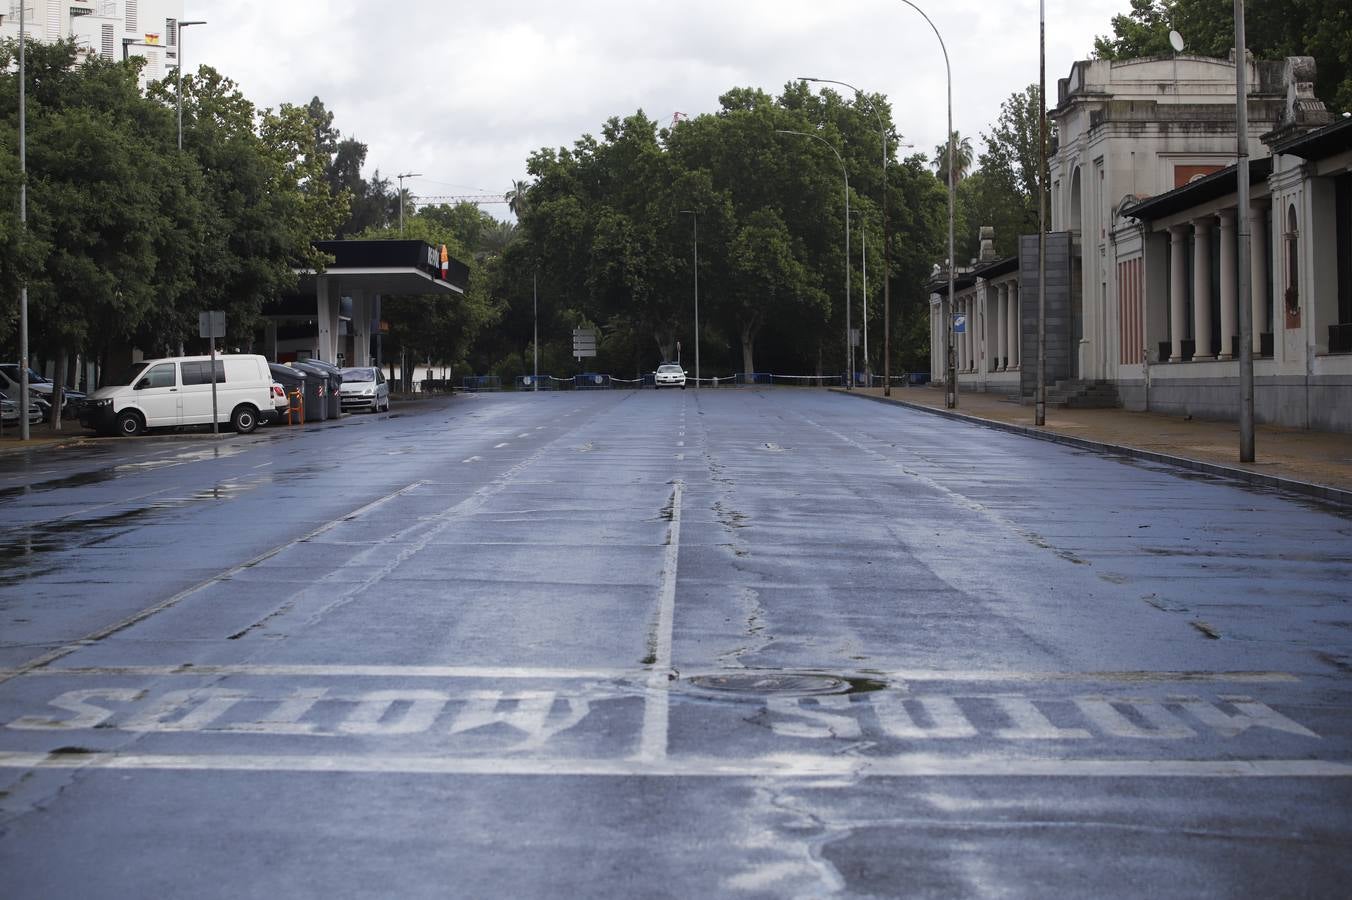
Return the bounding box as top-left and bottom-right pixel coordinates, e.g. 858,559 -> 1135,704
639,480 -> 684,762
517,433 -> 530,438
0,480 -> 429,687
677,441 -> 684,447
0,666 -> 1300,684
462,456 -> 482,463
676,454 -> 685,461
494,442 -> 510,449
4,665 -> 632,680
1,752 -> 1347,779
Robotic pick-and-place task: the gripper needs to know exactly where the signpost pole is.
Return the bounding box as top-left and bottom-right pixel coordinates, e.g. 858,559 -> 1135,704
210,334 -> 219,436
200,310 -> 225,436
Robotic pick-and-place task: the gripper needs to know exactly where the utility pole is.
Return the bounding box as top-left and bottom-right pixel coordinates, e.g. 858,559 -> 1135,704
1036,0 -> 1048,427
397,172 -> 421,235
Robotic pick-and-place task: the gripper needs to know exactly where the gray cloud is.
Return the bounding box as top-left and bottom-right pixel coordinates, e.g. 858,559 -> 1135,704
188,0 -> 1126,213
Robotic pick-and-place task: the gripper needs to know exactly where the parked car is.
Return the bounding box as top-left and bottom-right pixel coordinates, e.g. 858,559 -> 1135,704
654,363 -> 687,389
0,390 -> 43,426
339,366 -> 390,412
79,354 -> 274,436
0,363 -> 86,415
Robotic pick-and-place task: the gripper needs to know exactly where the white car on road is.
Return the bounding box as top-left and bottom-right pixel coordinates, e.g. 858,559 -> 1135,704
654,364 -> 687,389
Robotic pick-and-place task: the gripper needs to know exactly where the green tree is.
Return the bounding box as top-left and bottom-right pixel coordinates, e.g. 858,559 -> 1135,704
972,84 -> 1048,258
933,131 -> 975,185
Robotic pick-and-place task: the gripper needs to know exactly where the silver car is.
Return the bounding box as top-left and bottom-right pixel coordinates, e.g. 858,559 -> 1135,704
339,367 -> 390,412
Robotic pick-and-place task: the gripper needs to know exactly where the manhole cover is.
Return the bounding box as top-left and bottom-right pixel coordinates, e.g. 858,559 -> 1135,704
687,673 -> 850,696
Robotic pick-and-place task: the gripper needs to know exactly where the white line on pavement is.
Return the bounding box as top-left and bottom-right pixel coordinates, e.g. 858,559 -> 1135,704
1,751 -> 1347,779
638,480 -> 684,762
0,666 -> 1298,684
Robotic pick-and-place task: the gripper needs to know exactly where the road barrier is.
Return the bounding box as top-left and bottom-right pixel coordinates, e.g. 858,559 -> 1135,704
462,372 -> 921,390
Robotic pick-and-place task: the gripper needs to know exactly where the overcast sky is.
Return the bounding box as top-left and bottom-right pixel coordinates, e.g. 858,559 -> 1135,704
185,0 -> 1128,217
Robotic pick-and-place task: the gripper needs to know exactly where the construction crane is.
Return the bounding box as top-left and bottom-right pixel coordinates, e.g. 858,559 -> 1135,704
416,194 -> 509,205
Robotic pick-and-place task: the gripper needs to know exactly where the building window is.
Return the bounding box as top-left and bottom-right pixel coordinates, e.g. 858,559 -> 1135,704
100,22 -> 113,59
1285,205 -> 1299,306
166,18 -> 177,46
125,0 -> 137,33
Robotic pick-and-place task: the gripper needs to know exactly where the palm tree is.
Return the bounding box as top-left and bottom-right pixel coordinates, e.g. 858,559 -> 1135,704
933,131 -> 974,184
505,179 -> 531,218
477,220 -> 518,259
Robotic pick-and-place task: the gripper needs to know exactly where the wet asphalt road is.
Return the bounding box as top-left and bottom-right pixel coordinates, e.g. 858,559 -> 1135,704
1,389 -> 1350,898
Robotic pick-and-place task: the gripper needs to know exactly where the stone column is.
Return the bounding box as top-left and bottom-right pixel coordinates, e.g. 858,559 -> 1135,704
1217,210 -> 1237,360
995,283 -> 1007,371
1192,218 -> 1213,360
1009,283 -> 1020,369
1169,225 -> 1189,361
1250,202 -> 1268,354
316,275 -> 337,363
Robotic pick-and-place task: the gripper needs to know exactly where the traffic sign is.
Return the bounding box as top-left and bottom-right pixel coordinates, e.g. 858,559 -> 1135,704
572,327 -> 597,358
198,310 -> 226,339
952,314 -> 967,334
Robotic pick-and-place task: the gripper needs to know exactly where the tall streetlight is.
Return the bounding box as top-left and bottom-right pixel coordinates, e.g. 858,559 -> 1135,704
16,0 -> 29,438
679,210 -> 701,389
776,129 -> 852,388
853,209 -> 869,384
896,0 -> 956,408
396,172 -> 422,235
800,76 -> 892,393
176,21 -> 206,152
1234,0 -> 1255,462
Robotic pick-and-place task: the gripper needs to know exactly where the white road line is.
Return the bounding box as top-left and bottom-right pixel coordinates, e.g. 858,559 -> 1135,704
494,442 -> 510,448
0,480 -> 429,687
1,752 -> 1347,779
0,666 -> 1298,684
639,480 -> 684,762
517,433 -> 530,438
462,456 -> 482,463
5,665 -> 631,679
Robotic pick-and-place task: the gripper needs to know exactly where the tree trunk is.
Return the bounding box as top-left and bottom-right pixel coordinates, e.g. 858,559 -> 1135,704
740,316 -> 762,376
51,348 -> 67,431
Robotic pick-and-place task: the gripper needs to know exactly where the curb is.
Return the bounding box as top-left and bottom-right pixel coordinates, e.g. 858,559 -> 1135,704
836,388 -> 1352,510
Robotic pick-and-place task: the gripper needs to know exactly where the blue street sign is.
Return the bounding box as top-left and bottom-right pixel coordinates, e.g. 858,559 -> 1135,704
952,314 -> 966,333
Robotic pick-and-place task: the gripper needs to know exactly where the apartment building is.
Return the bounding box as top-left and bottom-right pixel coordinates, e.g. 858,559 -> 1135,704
1,0 -> 186,87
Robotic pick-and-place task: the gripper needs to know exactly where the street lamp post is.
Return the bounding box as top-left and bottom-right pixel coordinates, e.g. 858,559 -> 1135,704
679,210 -> 701,389
854,210 -> 868,384
396,172 -> 422,235
176,21 -> 206,152
776,130 -> 851,389
896,0 -> 956,408
1234,0 -> 1256,462
533,271 -> 539,392
800,77 -> 891,393
17,0 -> 28,439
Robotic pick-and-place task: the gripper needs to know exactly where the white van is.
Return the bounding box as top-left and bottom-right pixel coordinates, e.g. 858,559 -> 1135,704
80,354 -> 275,436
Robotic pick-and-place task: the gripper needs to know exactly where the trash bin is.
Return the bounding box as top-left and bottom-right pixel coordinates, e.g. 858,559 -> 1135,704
286,363 -> 328,422
268,363 -> 308,425
295,359 -> 345,419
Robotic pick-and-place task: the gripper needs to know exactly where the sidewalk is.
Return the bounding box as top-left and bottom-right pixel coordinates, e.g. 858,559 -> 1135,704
839,385 -> 1352,506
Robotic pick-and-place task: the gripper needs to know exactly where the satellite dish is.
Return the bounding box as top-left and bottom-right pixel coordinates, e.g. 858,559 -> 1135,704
1169,30 -> 1185,53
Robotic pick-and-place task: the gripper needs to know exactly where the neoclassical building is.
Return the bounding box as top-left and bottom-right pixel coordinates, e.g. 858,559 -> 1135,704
929,53 -> 1352,432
